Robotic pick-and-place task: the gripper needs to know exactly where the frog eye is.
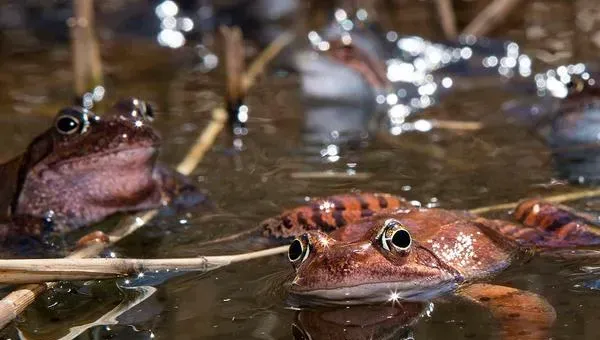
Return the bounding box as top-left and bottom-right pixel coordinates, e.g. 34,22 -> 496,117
54,108 -> 89,135
380,219 -> 412,253
288,236 -> 310,265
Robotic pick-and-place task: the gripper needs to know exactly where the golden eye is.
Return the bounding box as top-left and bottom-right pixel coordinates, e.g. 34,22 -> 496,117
288,236 -> 310,264
380,219 -> 412,252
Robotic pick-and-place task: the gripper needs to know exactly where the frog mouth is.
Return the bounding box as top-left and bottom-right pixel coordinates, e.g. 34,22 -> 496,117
289,274 -> 463,306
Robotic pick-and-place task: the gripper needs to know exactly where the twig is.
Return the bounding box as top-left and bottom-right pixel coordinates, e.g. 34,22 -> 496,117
221,26 -> 245,107
68,0 -> 103,99
430,119 -> 483,131
462,0 -> 522,37
0,106 -> 228,330
0,246 -> 289,284
469,188 -> 600,215
242,32 -> 294,92
435,0 -> 458,39
176,108 -> 228,175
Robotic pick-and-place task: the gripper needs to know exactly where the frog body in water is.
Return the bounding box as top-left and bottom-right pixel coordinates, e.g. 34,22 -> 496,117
0,98 -> 198,241
287,197 -> 600,304
283,197 -> 588,338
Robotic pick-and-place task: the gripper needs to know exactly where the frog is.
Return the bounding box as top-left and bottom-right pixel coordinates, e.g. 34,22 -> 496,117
0,98 -> 199,244
286,196 -> 600,304
275,195 -> 600,338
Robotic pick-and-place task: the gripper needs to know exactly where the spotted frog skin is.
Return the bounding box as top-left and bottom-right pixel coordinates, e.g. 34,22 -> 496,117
0,98 -> 196,241
287,197 -> 600,304
278,196 -> 589,338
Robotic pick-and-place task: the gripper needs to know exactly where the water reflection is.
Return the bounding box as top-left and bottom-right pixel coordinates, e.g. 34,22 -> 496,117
290,303 -> 427,340
295,8 -> 533,165
505,64 -> 600,183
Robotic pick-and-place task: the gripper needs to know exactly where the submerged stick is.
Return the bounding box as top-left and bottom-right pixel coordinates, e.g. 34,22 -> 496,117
0,106 -> 227,330
26,286 -> 157,340
290,171 -> 373,180
0,246 -> 289,284
435,0 -> 458,39
462,0 -> 522,37
68,0 -> 103,100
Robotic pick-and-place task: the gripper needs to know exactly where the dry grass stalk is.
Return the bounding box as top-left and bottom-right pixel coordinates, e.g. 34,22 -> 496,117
242,32 -> 294,92
430,119 -> 483,131
462,0 -> 523,37
221,26 -> 246,107
435,0 -> 458,39
0,246 -> 289,284
69,0 -> 103,98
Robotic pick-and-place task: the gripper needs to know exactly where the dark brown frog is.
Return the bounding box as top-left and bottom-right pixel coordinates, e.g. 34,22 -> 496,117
0,98 -> 196,242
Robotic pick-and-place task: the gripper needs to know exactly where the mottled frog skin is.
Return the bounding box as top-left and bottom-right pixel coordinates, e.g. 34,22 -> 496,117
279,195 -> 583,339
0,98 -> 195,241
287,196 -> 600,304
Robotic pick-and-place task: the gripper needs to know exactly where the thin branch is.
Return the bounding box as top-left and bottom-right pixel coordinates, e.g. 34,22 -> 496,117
176,108 -> 228,175
0,246 -> 289,284
462,0 -> 522,37
221,26 -> 245,106
430,119 -> 483,131
68,0 -> 103,98
242,32 -> 294,92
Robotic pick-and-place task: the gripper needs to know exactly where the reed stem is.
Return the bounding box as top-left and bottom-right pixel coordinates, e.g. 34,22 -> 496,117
69,0 -> 103,100
462,0 -> 522,37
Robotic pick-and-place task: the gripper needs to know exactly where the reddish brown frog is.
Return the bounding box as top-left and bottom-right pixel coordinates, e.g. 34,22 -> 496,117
0,98 -> 197,243
286,197 -> 600,304
283,197 -> 585,338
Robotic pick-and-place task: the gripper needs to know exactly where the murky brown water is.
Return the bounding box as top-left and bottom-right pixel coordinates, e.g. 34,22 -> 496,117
2,1 -> 600,339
